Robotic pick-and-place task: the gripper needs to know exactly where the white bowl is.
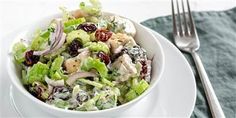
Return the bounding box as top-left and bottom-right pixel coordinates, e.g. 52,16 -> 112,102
7,12 -> 165,117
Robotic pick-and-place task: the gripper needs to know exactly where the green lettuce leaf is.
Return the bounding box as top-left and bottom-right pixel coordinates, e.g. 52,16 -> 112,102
27,62 -> 49,84
30,30 -> 49,51
12,42 -> 27,63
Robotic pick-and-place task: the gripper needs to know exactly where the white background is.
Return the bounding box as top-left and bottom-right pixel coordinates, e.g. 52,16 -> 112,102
0,0 -> 236,117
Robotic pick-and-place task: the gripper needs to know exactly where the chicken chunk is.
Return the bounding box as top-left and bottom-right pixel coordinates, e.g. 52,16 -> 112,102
64,49 -> 90,74
112,54 -> 137,82
71,9 -> 88,18
108,33 -> 136,54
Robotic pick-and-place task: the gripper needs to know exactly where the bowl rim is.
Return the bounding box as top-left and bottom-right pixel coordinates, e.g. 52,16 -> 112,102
7,11 -> 165,114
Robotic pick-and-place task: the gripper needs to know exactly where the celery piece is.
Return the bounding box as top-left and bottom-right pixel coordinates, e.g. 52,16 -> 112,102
84,42 -> 109,54
64,26 -> 75,34
125,89 -> 138,101
49,56 -> 64,80
117,84 -> 129,96
40,30 -> 50,39
81,57 -> 108,78
78,78 -> 103,88
21,70 -> 28,85
66,30 -> 90,45
133,80 -> 149,95
64,18 -> 86,27
101,78 -> 114,87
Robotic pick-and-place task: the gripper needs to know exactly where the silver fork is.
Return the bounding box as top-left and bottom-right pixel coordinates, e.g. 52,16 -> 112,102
171,0 -> 225,117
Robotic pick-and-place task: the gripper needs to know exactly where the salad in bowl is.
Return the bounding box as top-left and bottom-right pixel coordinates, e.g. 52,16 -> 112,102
10,0 -> 159,112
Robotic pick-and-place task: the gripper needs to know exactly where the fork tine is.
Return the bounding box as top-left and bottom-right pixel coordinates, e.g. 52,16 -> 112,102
172,0 -> 178,35
181,0 -> 188,35
186,0 -> 196,35
176,0 -> 183,36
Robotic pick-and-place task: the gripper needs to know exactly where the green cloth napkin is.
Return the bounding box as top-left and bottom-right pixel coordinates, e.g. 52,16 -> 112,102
141,8 -> 236,118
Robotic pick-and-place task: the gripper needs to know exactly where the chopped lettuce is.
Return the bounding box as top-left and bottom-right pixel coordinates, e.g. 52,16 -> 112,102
79,0 -> 101,16
30,30 -> 49,51
64,17 -> 86,27
27,62 -> 49,84
66,30 -> 90,44
12,42 -> 27,63
49,56 -> 64,80
81,57 -> 108,78
84,42 -> 109,54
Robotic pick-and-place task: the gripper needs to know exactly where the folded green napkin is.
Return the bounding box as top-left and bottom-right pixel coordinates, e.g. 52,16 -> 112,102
141,8 -> 236,118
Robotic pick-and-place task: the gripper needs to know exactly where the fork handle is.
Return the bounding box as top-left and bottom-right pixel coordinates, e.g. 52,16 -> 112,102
191,52 -> 225,118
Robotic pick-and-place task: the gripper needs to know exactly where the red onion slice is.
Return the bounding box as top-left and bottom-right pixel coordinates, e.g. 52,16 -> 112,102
33,48 -> 50,56
66,71 -> 98,85
44,33 -> 66,55
51,21 -> 63,49
33,20 -> 65,56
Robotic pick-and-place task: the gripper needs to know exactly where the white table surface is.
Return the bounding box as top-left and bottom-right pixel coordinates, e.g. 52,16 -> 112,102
0,0 -> 235,117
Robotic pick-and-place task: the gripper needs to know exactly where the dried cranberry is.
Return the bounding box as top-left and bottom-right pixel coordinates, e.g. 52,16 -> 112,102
68,39 -> 82,57
97,51 -> 110,65
140,60 -> 148,79
24,50 -> 40,66
95,29 -> 112,42
77,23 -> 97,33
